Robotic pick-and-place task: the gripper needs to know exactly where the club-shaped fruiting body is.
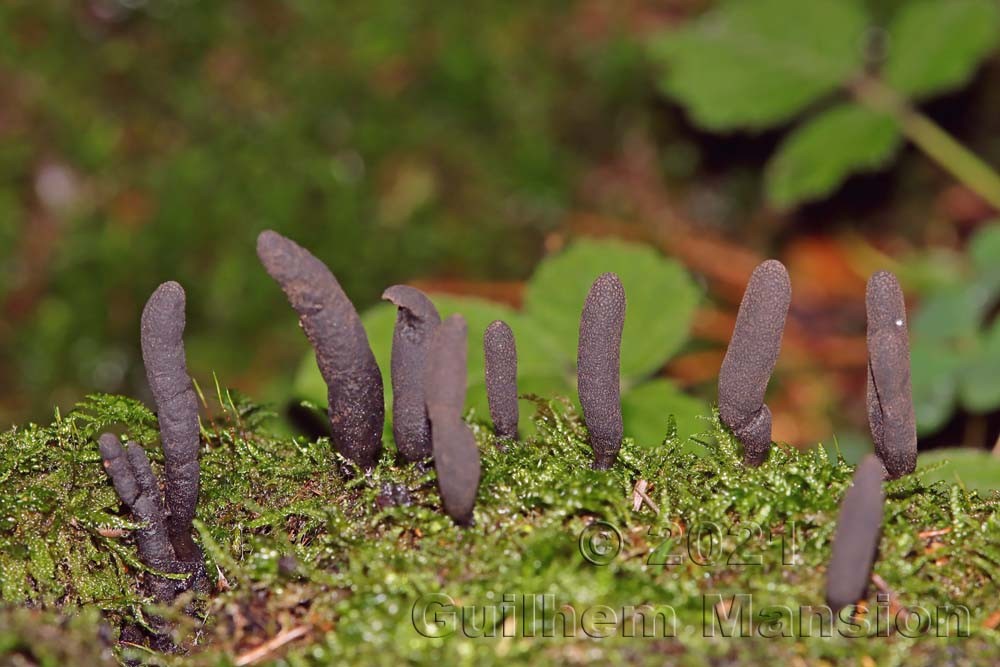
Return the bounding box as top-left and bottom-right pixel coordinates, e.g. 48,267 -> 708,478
577,273 -> 626,470
99,433 -> 205,602
865,271 -> 917,479
257,230 -> 384,470
826,454 -> 886,613
718,259 -> 791,466
383,285 -> 441,462
425,314 -> 481,525
483,319 -> 519,440
141,281 -> 202,561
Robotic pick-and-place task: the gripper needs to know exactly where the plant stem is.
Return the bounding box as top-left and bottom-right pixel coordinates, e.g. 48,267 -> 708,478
851,77 -> 1000,211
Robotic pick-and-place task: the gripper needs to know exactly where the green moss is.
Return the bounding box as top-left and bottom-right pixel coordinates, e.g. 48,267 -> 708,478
1,393 -> 998,665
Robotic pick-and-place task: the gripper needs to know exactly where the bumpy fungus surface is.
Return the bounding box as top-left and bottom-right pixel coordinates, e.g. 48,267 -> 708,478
718,260 -> 791,466
825,454 -> 886,613
577,273 -> 626,470
140,281 -> 202,561
483,320 -> 519,440
425,315 -> 481,525
257,230 -> 384,470
865,271 -> 917,479
383,285 -> 441,463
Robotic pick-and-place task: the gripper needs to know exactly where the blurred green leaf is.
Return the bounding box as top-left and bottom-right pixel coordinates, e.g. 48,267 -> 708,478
766,104 -> 902,208
651,0 -> 868,129
910,340 -> 959,435
911,286 -> 983,341
918,449 -> 1000,492
523,239 -> 699,385
620,379 -> 709,449
959,318 -> 1000,413
884,0 -> 1000,99
969,222 -> 1000,294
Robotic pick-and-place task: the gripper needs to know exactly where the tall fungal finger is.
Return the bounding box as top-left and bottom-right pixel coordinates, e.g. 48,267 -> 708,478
483,320 -> 519,440
425,315 -> 481,525
718,260 -> 791,466
140,282 -> 201,561
383,285 -> 441,462
866,271 -> 917,479
826,454 -> 886,613
98,433 -> 176,568
257,230 -> 385,470
577,273 -> 626,470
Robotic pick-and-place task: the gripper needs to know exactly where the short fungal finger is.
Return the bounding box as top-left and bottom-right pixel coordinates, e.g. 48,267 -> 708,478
483,320 -> 519,440
98,433 -> 176,569
425,315 -> 481,525
141,281 -> 202,561
865,271 -> 916,479
383,285 -> 441,463
718,259 -> 790,466
826,454 -> 886,613
577,273 -> 626,470
257,230 -> 385,470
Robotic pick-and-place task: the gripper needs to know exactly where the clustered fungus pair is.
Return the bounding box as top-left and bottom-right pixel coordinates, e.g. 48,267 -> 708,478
715,258 -> 917,613
256,231 -> 483,524
99,282 -> 207,623
718,261 -> 917,478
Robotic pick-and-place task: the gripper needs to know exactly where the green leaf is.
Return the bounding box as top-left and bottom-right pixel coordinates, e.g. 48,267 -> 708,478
884,0 -> 1000,99
911,286 -> 983,342
969,222 -> 1000,296
620,379 -> 709,449
959,318 -> 1000,413
918,449 -> 1000,492
651,0 -> 869,129
522,238 -> 700,385
910,340 -> 959,435
765,104 -> 902,208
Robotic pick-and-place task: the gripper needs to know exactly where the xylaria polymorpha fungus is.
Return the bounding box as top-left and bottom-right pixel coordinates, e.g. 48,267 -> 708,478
865,271 -> 917,479
257,230 -> 385,470
140,281 -> 202,562
425,314 -> 481,525
483,319 -> 519,440
383,285 -> 441,463
718,259 -> 791,466
825,454 -> 885,613
577,272 -> 626,470
99,432 -> 208,603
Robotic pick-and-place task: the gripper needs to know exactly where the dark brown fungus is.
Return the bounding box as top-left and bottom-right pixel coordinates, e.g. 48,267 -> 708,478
425,314 -> 481,525
577,272 -> 626,470
483,319 -> 519,440
718,259 -> 791,466
257,230 -> 384,470
98,433 -> 205,604
826,454 -> 885,613
140,281 -> 201,561
865,271 -> 917,479
382,285 -> 441,462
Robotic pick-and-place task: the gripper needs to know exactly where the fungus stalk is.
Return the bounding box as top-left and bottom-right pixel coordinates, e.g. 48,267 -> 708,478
865,271 -> 917,479
383,285 -> 441,463
483,320 -> 519,441
826,454 -> 886,613
577,273 -> 626,470
257,230 -> 385,470
140,281 -> 202,562
425,315 -> 481,525
718,260 -> 791,466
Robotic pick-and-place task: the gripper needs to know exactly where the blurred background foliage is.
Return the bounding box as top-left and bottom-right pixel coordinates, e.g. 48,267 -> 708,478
1,0 -> 998,460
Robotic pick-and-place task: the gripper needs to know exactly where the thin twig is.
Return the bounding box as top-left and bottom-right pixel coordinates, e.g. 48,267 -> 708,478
234,625 -> 311,666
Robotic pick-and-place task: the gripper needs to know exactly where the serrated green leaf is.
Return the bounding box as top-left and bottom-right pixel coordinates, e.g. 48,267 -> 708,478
910,339 -> 959,435
960,317 -> 1000,413
651,0 -> 869,129
620,378 -> 709,449
918,449 -> 1000,492
766,103 -> 902,208
522,238 -> 699,385
884,0 -> 1000,99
